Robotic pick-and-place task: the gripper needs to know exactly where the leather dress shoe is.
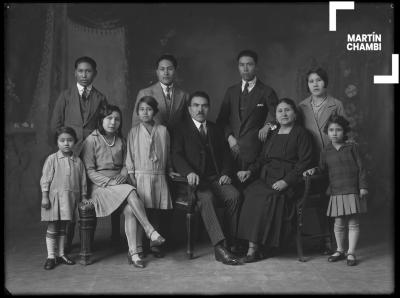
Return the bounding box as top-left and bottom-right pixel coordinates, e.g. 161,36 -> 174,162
150,246 -> 165,258
214,245 -> 242,265
44,258 -> 56,270
328,251 -> 346,262
243,251 -> 264,263
346,254 -> 357,266
57,255 -> 76,265
127,252 -> 145,268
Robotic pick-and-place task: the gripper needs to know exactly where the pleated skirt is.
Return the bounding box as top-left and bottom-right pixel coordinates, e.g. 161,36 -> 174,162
326,193 -> 367,217
90,183 -> 135,217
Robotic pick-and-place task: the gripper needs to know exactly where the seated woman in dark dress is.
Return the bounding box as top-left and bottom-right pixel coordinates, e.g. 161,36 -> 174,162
236,98 -> 314,262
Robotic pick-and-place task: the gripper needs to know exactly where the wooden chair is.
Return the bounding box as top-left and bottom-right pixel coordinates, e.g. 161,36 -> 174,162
169,176 -> 198,259
295,174 -> 334,262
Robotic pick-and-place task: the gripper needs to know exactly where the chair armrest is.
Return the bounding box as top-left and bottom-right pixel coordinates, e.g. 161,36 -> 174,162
298,174 -> 329,208
170,176 -> 198,213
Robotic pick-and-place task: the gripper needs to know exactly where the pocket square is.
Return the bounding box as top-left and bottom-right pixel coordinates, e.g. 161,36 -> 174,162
256,103 -> 264,107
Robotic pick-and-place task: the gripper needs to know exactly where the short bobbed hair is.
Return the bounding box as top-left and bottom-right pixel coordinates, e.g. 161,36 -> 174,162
136,96 -> 159,115
55,126 -> 78,145
306,67 -> 329,92
97,104 -> 123,137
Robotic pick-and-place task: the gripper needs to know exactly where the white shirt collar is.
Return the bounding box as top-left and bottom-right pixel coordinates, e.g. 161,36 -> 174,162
160,82 -> 174,94
191,118 -> 207,130
77,83 -> 93,95
241,76 -> 257,91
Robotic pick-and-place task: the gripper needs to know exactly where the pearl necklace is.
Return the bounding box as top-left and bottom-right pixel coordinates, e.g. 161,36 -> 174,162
311,96 -> 327,108
100,134 -> 116,147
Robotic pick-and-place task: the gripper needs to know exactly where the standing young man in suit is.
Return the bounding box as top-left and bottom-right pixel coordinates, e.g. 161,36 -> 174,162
132,54 -> 189,130
50,56 -> 118,253
172,91 -> 243,265
217,50 -> 279,176
131,54 -> 189,258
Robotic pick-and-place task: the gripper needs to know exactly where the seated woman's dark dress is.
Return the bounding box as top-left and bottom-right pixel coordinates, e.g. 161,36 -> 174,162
237,125 -> 313,249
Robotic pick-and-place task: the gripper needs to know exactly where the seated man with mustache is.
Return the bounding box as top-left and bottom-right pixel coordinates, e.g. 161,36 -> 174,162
171,91 -> 243,266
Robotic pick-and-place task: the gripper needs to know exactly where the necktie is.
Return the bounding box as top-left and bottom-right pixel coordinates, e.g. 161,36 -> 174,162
199,123 -> 207,141
243,82 -> 250,95
166,86 -> 171,101
82,87 -> 88,101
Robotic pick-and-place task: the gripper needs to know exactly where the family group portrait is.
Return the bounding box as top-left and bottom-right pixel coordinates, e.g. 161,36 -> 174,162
4,2 -> 394,294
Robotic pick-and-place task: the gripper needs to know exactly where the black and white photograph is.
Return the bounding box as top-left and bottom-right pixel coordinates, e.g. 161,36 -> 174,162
4,2 -> 395,294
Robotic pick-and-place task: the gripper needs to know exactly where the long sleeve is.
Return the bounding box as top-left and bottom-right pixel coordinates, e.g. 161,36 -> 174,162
219,130 -> 234,177
50,92 -> 66,135
81,136 -> 112,187
40,155 -> 55,192
171,128 -> 196,176
318,150 -> 327,173
79,160 -> 88,196
265,89 -> 279,123
165,129 -> 173,171
352,143 -> 368,189
216,90 -> 234,140
125,128 -> 136,174
283,129 -> 314,186
247,136 -> 271,177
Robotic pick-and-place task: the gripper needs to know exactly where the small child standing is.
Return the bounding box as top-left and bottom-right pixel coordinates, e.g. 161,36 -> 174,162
40,127 -> 89,270
303,114 -> 368,266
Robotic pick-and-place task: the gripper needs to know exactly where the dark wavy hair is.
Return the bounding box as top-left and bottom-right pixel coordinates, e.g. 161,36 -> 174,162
237,49 -> 258,64
323,114 -> 351,141
155,54 -> 178,69
97,104 -> 123,137
74,56 -> 97,71
54,126 -> 78,145
187,91 -> 210,107
136,96 -> 159,115
306,67 -> 328,92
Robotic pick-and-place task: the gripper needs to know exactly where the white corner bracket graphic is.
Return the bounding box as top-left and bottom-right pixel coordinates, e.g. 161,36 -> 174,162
329,1 -> 355,31
374,54 -> 399,84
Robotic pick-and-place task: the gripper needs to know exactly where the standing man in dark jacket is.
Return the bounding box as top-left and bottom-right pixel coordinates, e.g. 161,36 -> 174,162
172,91 -> 242,265
50,56 -> 116,252
217,50 -> 279,176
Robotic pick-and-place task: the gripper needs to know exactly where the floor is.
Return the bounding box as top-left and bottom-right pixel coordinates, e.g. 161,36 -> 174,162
4,210 -> 394,294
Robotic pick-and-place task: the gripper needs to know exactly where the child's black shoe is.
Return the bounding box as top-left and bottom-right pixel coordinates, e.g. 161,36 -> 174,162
44,258 -> 56,270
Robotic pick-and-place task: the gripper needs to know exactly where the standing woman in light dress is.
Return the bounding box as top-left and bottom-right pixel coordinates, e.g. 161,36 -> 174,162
81,104 -> 165,268
126,96 -> 178,258
297,67 -> 346,253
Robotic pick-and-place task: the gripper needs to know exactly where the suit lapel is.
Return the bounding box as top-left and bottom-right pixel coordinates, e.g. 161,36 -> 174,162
317,95 -> 339,129
232,83 -> 242,122
83,88 -> 100,126
72,87 -> 85,125
154,83 -> 168,122
241,81 -> 263,124
170,87 -> 183,120
187,118 -> 204,148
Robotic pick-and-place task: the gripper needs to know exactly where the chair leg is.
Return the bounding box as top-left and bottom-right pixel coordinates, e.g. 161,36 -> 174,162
296,208 -> 307,262
186,212 -> 194,259
78,204 -> 96,265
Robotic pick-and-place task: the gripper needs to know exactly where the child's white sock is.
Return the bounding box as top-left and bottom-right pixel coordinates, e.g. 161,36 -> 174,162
58,228 -> 66,257
348,223 -> 360,255
46,230 -> 58,259
333,223 -> 346,252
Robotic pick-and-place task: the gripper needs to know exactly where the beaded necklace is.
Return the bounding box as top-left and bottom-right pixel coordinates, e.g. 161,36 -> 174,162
100,133 -> 116,147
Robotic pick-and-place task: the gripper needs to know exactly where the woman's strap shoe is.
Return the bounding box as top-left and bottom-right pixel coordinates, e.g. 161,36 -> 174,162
328,251 -> 346,262
57,255 -> 76,265
243,251 -> 264,263
346,254 -> 357,266
44,258 -> 56,270
127,252 -> 145,268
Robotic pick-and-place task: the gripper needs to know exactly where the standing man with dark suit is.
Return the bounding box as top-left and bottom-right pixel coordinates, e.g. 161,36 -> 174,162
132,54 -> 189,130
172,91 -> 242,265
131,54 -> 189,258
50,56 -> 115,252
217,50 -> 279,177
